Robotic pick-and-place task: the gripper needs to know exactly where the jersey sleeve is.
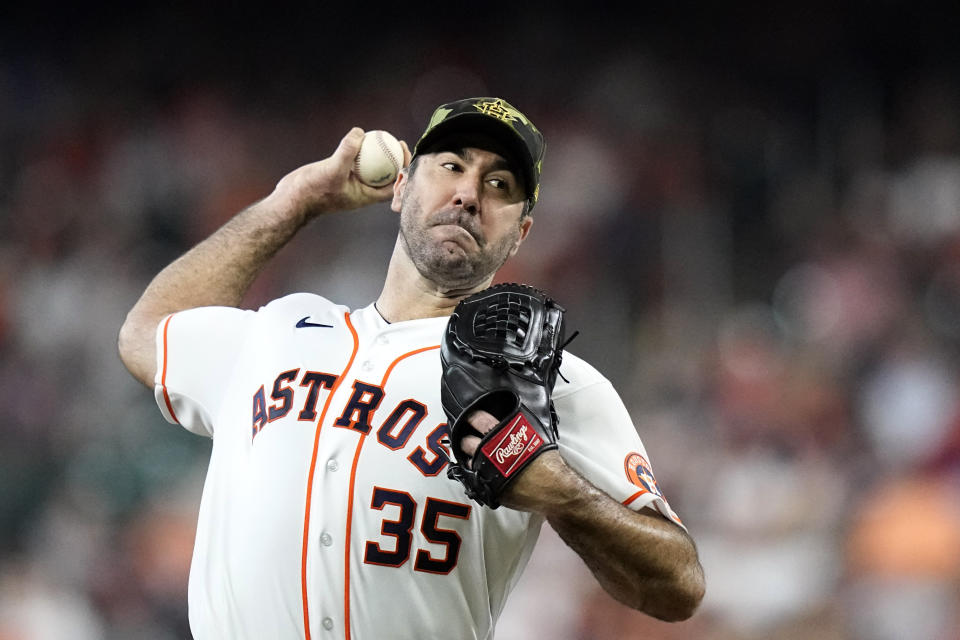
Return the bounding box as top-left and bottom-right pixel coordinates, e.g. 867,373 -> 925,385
553,354 -> 685,529
154,305 -> 255,437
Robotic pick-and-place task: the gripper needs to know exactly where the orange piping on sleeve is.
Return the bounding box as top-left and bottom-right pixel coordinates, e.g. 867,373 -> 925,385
160,315 -> 180,424
622,490 -> 684,525
622,490 -> 647,507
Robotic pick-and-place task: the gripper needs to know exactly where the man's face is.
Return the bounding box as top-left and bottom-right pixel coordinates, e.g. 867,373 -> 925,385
391,146 -> 533,290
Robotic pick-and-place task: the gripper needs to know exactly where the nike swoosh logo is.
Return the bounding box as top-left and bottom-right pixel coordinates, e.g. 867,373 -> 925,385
296,316 -> 333,329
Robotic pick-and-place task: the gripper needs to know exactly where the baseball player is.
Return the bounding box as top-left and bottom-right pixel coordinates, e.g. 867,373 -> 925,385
118,97 -> 705,639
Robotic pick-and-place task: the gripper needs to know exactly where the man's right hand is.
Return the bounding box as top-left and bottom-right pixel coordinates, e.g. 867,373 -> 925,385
269,128 -> 412,222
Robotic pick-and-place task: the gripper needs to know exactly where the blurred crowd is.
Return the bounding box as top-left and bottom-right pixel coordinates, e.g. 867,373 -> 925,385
2,6 -> 960,639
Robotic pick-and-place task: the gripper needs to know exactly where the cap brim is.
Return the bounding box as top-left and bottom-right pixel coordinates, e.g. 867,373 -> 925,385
414,114 -> 535,200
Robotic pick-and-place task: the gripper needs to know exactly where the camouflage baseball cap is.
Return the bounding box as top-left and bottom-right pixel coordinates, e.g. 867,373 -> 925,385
413,97 -> 545,208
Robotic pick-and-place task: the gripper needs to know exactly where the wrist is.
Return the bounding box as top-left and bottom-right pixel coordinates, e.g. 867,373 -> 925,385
268,166 -> 342,222
266,177 -> 320,224
500,451 -> 589,516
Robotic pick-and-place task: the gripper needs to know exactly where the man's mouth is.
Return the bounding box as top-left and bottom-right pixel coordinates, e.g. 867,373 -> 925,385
431,212 -> 481,246
434,223 -> 479,248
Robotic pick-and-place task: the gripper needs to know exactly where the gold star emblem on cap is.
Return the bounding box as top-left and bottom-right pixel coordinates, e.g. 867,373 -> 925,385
473,99 -> 526,127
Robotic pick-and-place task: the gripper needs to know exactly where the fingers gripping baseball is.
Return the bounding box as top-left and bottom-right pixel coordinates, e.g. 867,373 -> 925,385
340,128 -> 411,192
272,128 -> 410,219
324,128 -> 410,206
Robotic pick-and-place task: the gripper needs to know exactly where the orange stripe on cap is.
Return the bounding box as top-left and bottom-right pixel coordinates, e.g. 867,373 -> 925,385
342,342 -> 440,640
301,311 -> 359,640
160,315 -> 180,424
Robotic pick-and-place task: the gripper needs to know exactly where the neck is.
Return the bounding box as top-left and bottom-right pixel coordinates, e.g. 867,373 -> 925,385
375,237 -> 493,322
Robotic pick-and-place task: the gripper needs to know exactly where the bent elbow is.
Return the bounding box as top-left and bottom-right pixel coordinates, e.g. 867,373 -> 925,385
657,584 -> 705,622
652,565 -> 706,622
117,314 -> 159,388
117,319 -> 140,373
622,558 -> 705,622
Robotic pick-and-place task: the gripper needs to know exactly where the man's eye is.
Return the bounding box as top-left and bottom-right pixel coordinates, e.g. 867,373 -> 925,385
441,162 -> 459,171
488,178 -> 507,189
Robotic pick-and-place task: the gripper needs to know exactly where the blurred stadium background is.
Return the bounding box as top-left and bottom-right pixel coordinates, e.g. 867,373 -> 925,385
2,3 -> 959,638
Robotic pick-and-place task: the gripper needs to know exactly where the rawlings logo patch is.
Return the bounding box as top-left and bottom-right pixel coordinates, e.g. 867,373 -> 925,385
482,414 -> 542,477
624,452 -> 663,498
495,424 -> 529,464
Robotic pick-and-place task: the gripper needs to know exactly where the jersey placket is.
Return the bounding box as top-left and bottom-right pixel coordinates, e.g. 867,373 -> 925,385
304,321 -> 392,640
298,310 -> 360,640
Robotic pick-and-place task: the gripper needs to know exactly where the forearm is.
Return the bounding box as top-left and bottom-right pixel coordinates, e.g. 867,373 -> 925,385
508,454 -> 705,621
118,189 -> 310,386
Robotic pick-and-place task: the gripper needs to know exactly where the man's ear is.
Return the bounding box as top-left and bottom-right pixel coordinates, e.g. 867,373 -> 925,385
390,168 -> 408,213
510,215 -> 534,256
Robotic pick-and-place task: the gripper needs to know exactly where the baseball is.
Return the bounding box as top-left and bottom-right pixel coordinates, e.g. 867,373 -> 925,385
353,130 -> 404,187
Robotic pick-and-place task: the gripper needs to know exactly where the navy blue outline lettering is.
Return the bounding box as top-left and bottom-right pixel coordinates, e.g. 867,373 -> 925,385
268,368 -> 300,421
407,424 -> 451,476
333,381 -> 384,434
376,399 -> 427,450
298,371 -> 337,421
415,498 -> 472,575
364,487 -> 417,567
251,385 -> 268,440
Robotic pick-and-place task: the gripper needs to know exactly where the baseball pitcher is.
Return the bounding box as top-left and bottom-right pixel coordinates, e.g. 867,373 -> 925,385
118,97 -> 705,639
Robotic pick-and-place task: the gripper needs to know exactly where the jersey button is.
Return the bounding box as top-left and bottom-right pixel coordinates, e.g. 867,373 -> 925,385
322,617 -> 334,631
361,360 -> 374,372
320,532 -> 333,547
326,459 -> 339,472
376,335 -> 389,345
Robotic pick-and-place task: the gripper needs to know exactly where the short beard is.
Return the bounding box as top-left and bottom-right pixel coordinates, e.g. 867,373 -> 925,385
398,189 -> 520,290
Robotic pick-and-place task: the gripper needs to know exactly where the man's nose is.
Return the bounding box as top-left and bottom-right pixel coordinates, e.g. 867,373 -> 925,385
452,176 -> 481,214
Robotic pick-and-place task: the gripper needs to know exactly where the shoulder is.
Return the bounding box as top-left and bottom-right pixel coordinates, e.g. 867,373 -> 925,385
254,293 -> 350,321
167,294 -> 354,338
553,351 -> 611,399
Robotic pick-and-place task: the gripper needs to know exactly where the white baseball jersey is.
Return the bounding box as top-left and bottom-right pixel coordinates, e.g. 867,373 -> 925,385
153,293 -> 683,640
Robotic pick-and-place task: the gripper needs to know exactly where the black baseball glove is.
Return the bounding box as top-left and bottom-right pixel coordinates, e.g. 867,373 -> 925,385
440,283 -> 570,508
